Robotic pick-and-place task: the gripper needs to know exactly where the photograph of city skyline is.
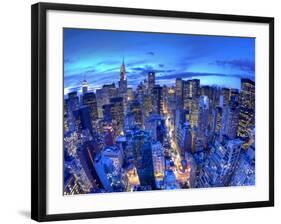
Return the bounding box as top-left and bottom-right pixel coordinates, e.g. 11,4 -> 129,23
63,28 -> 255,195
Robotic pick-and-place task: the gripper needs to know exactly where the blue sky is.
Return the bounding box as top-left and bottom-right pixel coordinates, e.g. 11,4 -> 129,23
64,28 -> 255,93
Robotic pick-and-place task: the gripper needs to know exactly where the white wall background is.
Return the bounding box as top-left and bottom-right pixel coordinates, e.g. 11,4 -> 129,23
0,0 -> 279,223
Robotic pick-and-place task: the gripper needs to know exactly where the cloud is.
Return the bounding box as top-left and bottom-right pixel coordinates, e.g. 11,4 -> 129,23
130,65 -> 175,76
97,60 -> 120,66
214,59 -> 255,73
146,51 -> 155,56
157,71 -> 253,81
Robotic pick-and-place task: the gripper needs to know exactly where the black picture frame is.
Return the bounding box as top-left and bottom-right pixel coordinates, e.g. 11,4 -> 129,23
31,2 -> 274,222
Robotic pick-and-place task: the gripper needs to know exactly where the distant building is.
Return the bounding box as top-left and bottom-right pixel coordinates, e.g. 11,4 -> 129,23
110,97 -> 125,134
152,85 -> 164,115
72,105 -> 93,133
148,72 -> 155,94
118,59 -> 128,112
96,83 -> 118,118
82,92 -> 99,123
129,100 -> 143,127
175,78 -> 183,104
82,79 -> 88,95
127,87 -> 134,101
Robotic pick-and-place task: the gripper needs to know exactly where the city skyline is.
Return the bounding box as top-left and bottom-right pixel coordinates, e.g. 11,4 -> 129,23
64,28 -> 255,93
63,28 -> 255,195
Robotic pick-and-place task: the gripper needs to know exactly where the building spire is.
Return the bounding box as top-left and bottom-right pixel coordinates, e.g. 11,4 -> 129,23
82,74 -> 88,94
120,57 -> 126,80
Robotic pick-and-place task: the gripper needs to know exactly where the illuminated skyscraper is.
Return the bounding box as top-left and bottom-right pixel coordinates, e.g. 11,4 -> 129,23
119,58 -> 127,92
175,78 -> 183,103
96,83 -> 118,118
211,106 -> 223,135
145,114 -> 166,144
127,87 -> 134,101
197,96 -> 209,138
94,146 -> 125,192
230,88 -> 239,102
200,85 -> 211,98
63,171 -> 84,195
221,101 -> 240,139
77,141 -> 104,191
132,130 -> 155,189
190,98 -> 199,128
152,85 -> 164,115
197,139 -> 242,187
72,105 -> 93,133
67,91 -> 79,112
151,141 -> 165,182
82,92 -> 99,122
142,94 -> 153,119
237,79 -> 255,140
221,87 -> 230,106
183,79 -> 200,99
118,59 -> 128,112
129,100 -> 143,127
82,79 -> 88,95
176,122 -> 192,157
148,72 -> 155,94
110,97 -> 124,134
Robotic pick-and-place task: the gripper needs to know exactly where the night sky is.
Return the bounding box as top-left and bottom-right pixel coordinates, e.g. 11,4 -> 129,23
64,28 -> 255,93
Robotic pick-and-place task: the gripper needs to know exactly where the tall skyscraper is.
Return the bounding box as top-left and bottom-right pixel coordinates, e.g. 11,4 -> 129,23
183,79 -> 200,99
96,83 -> 118,118
67,91 -> 79,112
129,100 -> 143,127
151,141 -> 165,182
152,85 -> 164,115
145,114 -> 166,144
175,78 -> 183,103
82,79 -> 88,95
189,98 -> 199,128
142,95 -> 153,119
148,72 -> 155,93
197,96 -> 209,138
94,146 -> 125,192
211,106 -> 223,135
110,97 -> 124,134
72,105 -> 93,133
118,59 -> 128,112
237,79 -> 255,140
176,122 -> 192,157
221,101 -> 240,139
197,139 -> 242,187
77,141 -> 104,191
221,87 -> 230,106
82,92 -> 99,122
132,131 -> 155,189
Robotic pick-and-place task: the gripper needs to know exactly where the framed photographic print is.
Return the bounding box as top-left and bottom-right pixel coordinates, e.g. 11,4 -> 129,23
31,2 -> 274,222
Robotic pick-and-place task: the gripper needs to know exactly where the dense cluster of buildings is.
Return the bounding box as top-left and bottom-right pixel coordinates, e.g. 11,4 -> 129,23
63,59 -> 255,195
